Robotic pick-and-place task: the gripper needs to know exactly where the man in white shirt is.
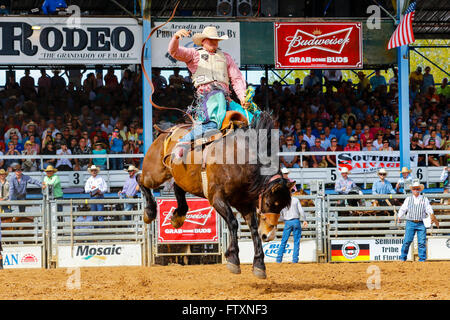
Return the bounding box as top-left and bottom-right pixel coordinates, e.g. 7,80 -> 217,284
276,188 -> 308,264
84,165 -> 108,222
397,180 -> 439,261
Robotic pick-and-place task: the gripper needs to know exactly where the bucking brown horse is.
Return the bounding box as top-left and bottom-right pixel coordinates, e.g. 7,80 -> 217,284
137,111 -> 293,279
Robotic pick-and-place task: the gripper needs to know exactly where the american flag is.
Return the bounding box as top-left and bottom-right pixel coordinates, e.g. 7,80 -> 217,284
387,1 -> 416,50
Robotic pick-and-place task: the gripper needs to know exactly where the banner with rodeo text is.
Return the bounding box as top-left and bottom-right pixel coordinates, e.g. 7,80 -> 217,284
274,22 -> 363,69
157,198 -> 218,243
336,152 -> 418,174
151,22 -> 240,67
0,17 -> 142,65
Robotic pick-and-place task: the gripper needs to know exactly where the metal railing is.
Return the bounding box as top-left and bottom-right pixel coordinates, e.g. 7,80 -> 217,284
1,191 -> 449,267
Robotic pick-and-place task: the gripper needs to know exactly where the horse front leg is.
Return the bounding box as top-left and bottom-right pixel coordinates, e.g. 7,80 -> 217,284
137,173 -> 157,224
171,183 -> 188,228
243,210 -> 267,279
212,194 -> 241,274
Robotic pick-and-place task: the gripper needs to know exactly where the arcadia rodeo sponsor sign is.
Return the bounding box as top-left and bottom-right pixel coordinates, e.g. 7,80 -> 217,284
157,198 -> 218,243
2,246 -> 42,269
0,17 -> 142,65
331,238 -> 413,262
151,22 -> 240,67
274,22 -> 362,69
57,243 -> 142,267
336,152 -> 418,174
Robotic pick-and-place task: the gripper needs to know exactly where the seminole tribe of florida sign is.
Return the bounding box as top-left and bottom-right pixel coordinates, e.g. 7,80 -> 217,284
274,22 -> 363,69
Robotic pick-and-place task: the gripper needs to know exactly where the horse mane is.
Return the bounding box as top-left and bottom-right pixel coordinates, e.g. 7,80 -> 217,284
245,110 -> 281,199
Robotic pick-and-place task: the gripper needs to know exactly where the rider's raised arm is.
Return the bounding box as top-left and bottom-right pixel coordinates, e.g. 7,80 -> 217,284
168,35 -> 197,64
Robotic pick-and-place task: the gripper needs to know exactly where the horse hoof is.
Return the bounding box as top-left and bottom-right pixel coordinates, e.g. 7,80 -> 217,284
226,262 -> 241,274
143,209 -> 154,224
171,215 -> 186,229
252,267 -> 267,279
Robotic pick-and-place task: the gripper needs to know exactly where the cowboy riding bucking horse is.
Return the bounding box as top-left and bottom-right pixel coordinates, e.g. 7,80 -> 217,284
168,26 -> 260,160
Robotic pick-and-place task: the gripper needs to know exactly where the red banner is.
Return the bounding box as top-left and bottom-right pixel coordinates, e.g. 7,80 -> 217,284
157,198 -> 218,243
274,22 -> 363,69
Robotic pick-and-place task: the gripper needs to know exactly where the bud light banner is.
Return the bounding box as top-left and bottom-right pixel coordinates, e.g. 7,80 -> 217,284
157,198 -> 218,243
274,22 -> 363,69
0,17 -> 142,65
336,152 -> 418,174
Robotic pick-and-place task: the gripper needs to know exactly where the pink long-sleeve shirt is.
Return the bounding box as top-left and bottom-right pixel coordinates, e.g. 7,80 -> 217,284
168,36 -> 246,102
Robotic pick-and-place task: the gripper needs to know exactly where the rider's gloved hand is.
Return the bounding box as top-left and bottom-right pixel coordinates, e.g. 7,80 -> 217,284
174,29 -> 191,40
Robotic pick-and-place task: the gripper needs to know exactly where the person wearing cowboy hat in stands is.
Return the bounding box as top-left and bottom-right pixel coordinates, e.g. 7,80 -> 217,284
42,165 -> 64,213
397,180 -> 439,262
0,169 -> 11,214
84,165 -> 107,223
372,168 -> 396,208
9,164 -> 43,213
168,26 -> 260,160
395,167 -> 413,194
335,167 -> 357,195
281,167 -> 297,192
118,165 -> 140,221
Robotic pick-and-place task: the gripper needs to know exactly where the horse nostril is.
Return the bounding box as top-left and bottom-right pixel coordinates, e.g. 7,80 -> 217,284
261,234 -> 267,242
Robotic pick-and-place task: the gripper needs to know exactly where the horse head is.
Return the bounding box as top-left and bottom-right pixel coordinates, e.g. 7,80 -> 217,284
257,176 -> 294,242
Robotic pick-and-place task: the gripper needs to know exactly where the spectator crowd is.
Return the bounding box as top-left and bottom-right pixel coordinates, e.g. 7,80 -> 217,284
0,67 -> 144,172
0,65 -> 449,174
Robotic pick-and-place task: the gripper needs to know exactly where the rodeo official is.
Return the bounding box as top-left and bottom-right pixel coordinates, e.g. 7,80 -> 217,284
396,180 -> 439,262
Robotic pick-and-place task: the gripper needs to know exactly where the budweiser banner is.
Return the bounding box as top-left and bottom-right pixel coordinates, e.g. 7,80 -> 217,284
0,17 -> 142,65
151,22 -> 240,67
157,198 -> 218,243
274,22 -> 363,69
336,152 -> 418,174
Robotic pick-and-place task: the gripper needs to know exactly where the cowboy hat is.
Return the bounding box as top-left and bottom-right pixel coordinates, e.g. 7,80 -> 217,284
44,165 -> 58,172
0,169 -> 8,176
378,168 -> 388,175
192,26 -> 229,46
340,167 -> 349,173
25,121 -> 37,130
126,165 -> 139,172
400,167 -> 412,174
88,165 -> 101,173
410,179 -> 424,191
281,167 -> 290,174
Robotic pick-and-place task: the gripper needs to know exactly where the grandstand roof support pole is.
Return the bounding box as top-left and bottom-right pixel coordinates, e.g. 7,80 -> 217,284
397,0 -> 410,170
142,0 -> 153,158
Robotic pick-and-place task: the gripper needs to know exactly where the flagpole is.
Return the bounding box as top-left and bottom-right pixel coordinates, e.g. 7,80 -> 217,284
397,0 -> 411,170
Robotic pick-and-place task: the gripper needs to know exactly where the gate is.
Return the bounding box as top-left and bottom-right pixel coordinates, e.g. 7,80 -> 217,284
326,193 -> 450,262
150,196 -> 223,265
0,199 -> 46,269
48,198 -> 147,268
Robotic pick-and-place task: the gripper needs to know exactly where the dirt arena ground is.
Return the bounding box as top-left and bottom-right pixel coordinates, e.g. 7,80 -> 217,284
0,261 -> 449,300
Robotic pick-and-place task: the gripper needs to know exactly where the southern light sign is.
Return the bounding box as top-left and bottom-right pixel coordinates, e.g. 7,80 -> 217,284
0,17 -> 142,65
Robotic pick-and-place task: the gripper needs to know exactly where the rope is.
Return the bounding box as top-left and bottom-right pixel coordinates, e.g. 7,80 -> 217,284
140,0 -> 195,125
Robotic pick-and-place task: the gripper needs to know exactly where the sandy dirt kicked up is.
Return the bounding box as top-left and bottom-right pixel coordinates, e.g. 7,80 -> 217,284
0,261 -> 448,300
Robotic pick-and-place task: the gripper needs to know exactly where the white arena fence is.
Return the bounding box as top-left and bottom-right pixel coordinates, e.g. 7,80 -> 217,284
1,193 -> 449,268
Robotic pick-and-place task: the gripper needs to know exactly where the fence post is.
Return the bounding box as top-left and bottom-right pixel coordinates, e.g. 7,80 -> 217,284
42,188 -> 50,269
49,199 -> 58,268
